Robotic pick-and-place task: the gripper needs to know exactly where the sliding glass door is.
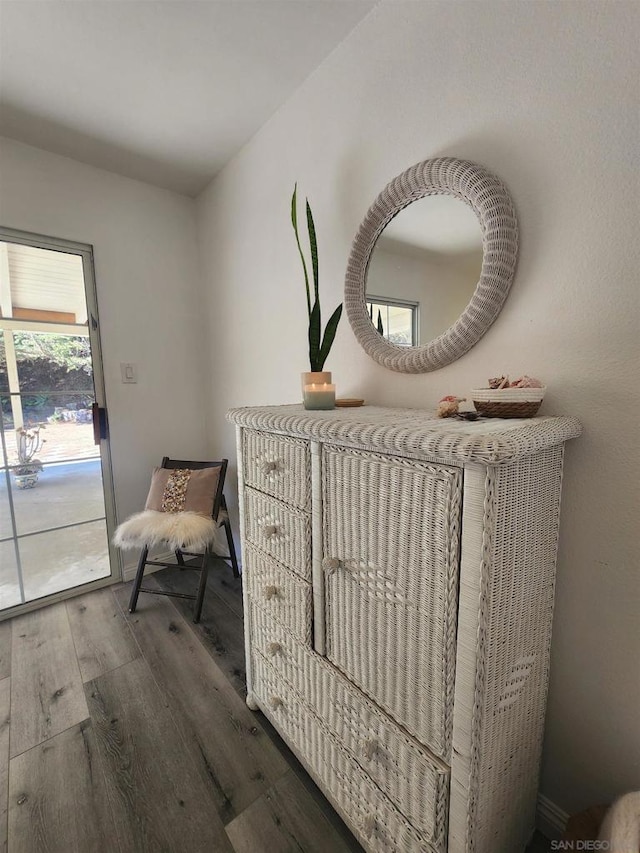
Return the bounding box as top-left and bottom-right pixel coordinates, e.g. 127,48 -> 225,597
0,230 -> 118,616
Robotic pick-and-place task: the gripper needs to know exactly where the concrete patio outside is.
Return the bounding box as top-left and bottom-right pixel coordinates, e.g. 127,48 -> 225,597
2,420 -> 98,465
0,457 -> 110,610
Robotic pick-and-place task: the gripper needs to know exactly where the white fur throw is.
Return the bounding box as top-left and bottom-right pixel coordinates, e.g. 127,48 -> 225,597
599,791 -> 640,853
114,510 -> 220,552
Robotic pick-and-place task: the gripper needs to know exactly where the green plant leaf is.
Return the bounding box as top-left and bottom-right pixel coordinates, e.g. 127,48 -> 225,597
291,185 -> 311,316
306,200 -> 319,305
317,303 -> 343,371
377,309 -> 384,336
308,299 -> 322,371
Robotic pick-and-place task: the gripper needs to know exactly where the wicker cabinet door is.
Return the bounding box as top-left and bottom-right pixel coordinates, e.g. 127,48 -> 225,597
322,446 -> 462,759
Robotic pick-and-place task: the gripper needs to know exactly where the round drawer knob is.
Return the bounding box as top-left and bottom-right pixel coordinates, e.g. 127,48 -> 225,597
267,642 -> 282,656
363,815 -> 376,838
269,696 -> 283,710
263,524 -> 278,537
261,460 -> 279,474
322,557 -> 341,572
362,738 -> 379,760
264,585 -> 278,600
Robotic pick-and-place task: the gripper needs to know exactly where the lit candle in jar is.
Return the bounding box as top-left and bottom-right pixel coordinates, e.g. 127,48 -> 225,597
303,383 -> 336,410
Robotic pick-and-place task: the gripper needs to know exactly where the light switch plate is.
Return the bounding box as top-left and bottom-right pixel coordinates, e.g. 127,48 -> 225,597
120,362 -> 137,383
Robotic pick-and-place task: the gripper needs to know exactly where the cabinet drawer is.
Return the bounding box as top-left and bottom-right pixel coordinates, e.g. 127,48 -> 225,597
244,546 -> 312,645
322,445 -> 462,759
242,429 -> 311,510
244,487 -> 311,580
251,653 -> 437,853
249,604 -> 448,850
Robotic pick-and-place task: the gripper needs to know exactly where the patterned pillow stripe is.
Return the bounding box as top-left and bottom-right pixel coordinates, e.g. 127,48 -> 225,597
144,467 -> 220,518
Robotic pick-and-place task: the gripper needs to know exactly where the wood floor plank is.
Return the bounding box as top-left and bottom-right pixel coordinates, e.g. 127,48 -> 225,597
166,557 -> 243,617
0,678 -> 10,853
85,656 -> 233,853
0,622 -> 11,680
10,602 -> 88,757
113,581 -> 290,824
7,719 -> 116,853
66,586 -> 140,682
225,769 -> 360,853
257,713 -> 366,850
152,565 -> 246,695
197,558 -> 244,618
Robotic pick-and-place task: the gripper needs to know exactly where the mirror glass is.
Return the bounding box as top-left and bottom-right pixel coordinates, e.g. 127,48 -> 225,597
365,195 -> 483,347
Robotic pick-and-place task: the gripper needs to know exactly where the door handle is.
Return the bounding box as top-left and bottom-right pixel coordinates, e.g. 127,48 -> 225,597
92,404 -> 108,444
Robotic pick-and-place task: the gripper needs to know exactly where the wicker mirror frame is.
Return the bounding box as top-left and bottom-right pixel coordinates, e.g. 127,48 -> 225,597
344,157 -> 518,373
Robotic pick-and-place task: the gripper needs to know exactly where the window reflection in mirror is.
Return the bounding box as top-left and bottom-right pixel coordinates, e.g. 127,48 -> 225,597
366,298 -> 418,347
365,195 -> 483,346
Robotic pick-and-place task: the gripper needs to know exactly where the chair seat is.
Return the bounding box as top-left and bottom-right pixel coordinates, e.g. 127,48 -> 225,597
115,456 -> 239,623
114,509 -> 225,551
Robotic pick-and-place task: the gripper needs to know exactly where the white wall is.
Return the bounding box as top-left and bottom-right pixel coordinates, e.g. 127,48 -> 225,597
0,137 -> 208,537
196,0 -> 640,817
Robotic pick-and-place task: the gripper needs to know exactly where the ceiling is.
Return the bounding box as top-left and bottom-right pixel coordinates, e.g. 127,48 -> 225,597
0,0 -> 375,196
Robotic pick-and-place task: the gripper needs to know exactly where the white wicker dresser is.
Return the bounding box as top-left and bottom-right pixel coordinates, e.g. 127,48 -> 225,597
227,405 -> 581,853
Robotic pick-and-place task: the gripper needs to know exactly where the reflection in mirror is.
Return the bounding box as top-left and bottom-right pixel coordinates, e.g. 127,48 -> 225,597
365,195 -> 483,347
365,297 -> 418,346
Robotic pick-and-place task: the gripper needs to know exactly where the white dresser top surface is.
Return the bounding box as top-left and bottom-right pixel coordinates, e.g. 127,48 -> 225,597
227,405 -> 581,466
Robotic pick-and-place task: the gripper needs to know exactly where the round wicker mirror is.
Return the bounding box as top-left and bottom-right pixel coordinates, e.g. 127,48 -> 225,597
344,157 -> 518,373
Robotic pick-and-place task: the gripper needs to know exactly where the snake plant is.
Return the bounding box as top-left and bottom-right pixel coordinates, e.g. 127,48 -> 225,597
291,185 -> 342,372
369,304 -> 384,336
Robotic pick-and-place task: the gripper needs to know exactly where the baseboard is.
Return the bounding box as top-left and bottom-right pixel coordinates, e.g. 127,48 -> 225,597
537,793 -> 569,840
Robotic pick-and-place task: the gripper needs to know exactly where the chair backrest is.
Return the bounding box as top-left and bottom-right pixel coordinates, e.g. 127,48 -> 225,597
160,457 -> 228,521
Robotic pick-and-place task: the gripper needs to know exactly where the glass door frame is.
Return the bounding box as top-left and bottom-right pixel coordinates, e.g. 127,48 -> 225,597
0,226 -> 121,620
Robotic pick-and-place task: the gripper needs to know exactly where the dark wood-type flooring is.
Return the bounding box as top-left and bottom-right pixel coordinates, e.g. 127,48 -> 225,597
0,559 -> 552,852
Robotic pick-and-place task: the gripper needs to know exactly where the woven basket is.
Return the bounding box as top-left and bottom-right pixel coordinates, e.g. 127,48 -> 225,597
471,386 -> 546,419
473,399 -> 542,418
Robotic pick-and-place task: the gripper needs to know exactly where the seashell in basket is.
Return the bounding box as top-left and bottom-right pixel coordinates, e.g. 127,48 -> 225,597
471,385 -> 546,419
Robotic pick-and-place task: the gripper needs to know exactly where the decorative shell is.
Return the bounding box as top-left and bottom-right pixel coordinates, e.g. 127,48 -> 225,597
488,374 -> 543,389
437,396 -> 466,418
